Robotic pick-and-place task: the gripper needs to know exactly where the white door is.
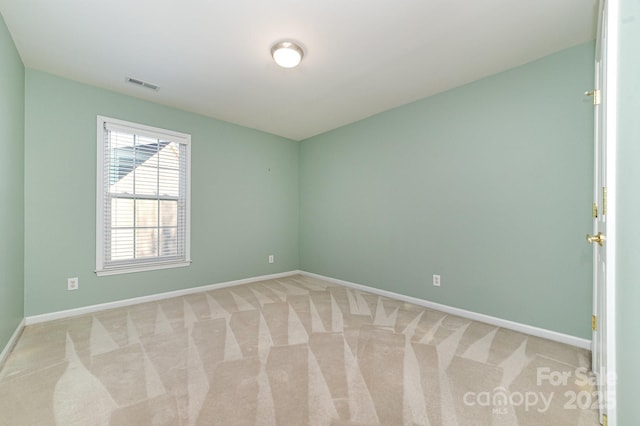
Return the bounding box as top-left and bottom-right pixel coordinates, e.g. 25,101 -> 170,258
589,0 -> 607,423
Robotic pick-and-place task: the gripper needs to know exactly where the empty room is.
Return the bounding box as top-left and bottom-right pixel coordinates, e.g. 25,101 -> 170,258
0,0 -> 638,424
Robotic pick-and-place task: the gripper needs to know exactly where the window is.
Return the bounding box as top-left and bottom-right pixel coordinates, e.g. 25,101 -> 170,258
96,116 -> 191,276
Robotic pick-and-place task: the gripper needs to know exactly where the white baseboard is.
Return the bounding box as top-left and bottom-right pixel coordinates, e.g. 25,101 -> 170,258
300,271 -> 591,350
0,318 -> 25,368
23,268 -> 591,351
25,270 -> 301,325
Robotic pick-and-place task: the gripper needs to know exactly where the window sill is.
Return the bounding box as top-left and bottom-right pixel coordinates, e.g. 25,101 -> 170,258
95,260 -> 191,276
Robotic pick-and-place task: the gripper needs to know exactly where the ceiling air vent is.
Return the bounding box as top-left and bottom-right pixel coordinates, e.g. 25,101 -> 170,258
126,77 -> 160,91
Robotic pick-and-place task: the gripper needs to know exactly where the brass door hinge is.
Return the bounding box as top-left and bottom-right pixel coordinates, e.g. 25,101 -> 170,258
586,89 -> 602,105
592,203 -> 598,218
592,315 -> 597,331
603,414 -> 608,426
603,187 -> 607,216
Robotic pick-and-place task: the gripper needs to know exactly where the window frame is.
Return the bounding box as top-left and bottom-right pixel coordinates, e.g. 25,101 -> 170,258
95,115 -> 191,276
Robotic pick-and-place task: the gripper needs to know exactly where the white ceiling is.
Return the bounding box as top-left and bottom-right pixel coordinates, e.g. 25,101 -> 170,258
1,0 -> 597,141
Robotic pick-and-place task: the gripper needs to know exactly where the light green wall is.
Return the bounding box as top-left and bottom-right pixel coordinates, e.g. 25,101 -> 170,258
300,43 -> 595,339
21,44 -> 598,340
615,0 -> 640,422
0,14 -> 25,351
24,70 -> 299,316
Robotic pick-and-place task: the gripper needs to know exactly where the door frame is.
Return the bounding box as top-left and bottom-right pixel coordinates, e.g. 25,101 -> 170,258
593,0 -> 619,424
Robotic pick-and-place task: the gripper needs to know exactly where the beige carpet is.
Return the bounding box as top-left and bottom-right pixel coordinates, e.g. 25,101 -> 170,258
0,274 -> 599,425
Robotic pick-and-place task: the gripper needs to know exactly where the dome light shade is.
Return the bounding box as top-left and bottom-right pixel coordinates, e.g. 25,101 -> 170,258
271,41 -> 304,68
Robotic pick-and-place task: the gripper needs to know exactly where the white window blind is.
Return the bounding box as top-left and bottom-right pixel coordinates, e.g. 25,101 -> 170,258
96,116 -> 191,276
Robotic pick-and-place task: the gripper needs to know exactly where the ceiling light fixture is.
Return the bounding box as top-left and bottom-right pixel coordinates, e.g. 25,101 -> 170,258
271,41 -> 304,68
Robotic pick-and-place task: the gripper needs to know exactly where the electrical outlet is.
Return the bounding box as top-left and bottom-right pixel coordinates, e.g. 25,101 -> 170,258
268,255 -> 274,264
433,274 -> 441,287
68,277 -> 78,291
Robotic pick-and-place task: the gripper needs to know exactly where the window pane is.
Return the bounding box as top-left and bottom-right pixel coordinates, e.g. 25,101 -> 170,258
159,142 -> 180,170
136,135 -> 159,163
135,228 -> 158,258
159,168 -> 180,196
109,131 -> 135,194
160,200 -> 177,227
111,198 -> 134,228
135,165 -> 158,196
110,228 -> 134,260
135,199 -> 158,227
109,159 -> 135,195
111,130 -> 135,147
160,227 -> 178,256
